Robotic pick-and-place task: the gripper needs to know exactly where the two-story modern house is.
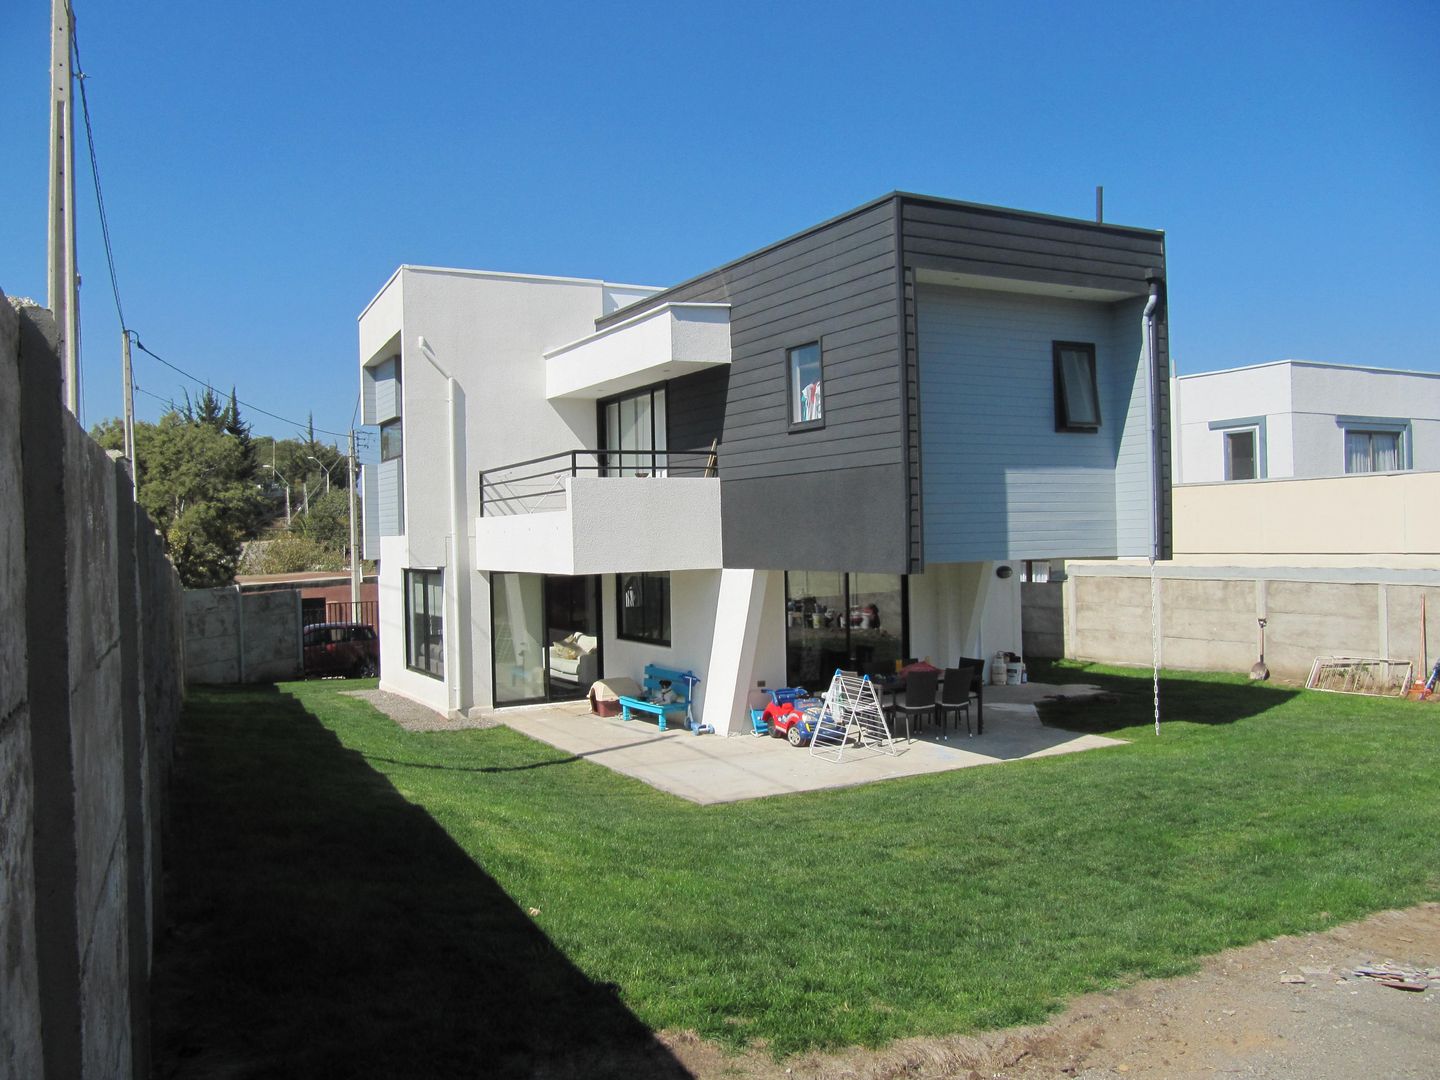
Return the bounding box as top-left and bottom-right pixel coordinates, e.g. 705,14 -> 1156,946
358,192 -> 1172,731
1173,360 -> 1440,483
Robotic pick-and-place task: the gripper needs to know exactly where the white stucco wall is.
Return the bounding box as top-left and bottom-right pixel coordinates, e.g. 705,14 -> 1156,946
358,267 -> 664,713
1173,363 -> 1292,483
476,476 -> 723,576
1175,361 -> 1440,483
905,561 -> 1023,679
600,570 -> 722,720
374,534 -> 450,715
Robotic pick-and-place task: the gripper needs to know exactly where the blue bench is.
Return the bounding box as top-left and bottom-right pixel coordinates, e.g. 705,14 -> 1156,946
619,665 -> 700,732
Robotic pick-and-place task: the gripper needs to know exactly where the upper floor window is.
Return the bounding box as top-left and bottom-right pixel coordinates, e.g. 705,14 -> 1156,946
1053,342 -> 1100,432
788,342 -> 823,428
1344,429 -> 1402,474
1225,429 -> 1258,480
603,386 -> 667,476
380,417 -> 403,462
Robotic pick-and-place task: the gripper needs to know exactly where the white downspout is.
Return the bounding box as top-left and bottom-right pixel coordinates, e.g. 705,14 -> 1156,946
418,336 -> 464,716
1142,287 -> 1160,563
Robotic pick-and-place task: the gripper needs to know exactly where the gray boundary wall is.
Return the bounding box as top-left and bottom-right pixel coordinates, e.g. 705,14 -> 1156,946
2,293 -> 185,1079
183,586 -> 301,684
1060,562 -> 1440,682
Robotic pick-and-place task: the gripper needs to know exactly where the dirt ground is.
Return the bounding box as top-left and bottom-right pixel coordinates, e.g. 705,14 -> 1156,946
663,903 -> 1440,1080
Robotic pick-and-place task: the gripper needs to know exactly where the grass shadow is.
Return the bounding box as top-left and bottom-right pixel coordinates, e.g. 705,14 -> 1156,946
1026,659 -> 1302,734
152,684 -> 692,1079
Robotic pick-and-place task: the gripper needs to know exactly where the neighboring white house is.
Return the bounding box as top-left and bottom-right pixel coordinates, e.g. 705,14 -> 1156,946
357,193 -> 1173,731
1173,360 -> 1440,484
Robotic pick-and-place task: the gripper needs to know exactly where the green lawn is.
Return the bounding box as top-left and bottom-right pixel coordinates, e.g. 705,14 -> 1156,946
154,665 -> 1440,1076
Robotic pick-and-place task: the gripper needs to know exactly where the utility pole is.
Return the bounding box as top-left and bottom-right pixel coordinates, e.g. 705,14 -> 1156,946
347,430 -> 360,612
48,0 -> 80,414
121,329 -> 136,490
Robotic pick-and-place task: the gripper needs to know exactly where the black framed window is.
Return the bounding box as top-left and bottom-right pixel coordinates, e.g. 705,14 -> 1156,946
405,569 -> 443,678
601,385 -> 667,476
788,342 -> 823,428
616,572 -> 671,646
380,418 -> 403,461
1053,341 -> 1100,432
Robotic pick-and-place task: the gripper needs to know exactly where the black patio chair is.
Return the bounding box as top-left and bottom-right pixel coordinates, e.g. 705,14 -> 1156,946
938,663 -> 981,736
888,668 -> 938,742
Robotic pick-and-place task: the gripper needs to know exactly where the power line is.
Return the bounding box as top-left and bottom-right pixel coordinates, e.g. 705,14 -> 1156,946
132,337 -> 355,440
70,19 -> 125,332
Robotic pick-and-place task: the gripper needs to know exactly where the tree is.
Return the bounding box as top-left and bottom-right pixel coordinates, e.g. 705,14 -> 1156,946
95,410 -> 268,587
292,488 -> 354,552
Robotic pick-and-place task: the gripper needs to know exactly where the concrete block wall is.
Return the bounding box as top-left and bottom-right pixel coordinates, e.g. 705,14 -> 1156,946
182,586 -> 301,684
1020,582 -> 1063,658
2,292 -> 185,1079
1062,562 -> 1440,682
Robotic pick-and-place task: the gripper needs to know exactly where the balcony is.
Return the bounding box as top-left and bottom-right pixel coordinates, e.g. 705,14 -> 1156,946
544,302 -> 731,400
475,449 -> 723,575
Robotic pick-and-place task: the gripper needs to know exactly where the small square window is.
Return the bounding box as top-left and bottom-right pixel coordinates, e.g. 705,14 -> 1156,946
380,418 -> 403,461
788,342 -> 823,427
1052,342 -> 1101,432
1225,429 -> 1257,480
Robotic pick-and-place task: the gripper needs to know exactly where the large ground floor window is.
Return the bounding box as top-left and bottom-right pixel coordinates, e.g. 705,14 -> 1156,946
784,572 -> 906,689
405,569 -> 444,679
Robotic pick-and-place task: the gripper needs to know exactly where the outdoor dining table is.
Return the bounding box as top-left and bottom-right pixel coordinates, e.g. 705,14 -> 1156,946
872,670 -> 985,735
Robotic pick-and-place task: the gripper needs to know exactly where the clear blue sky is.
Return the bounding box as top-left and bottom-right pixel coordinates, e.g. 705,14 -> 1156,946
2,0 -> 1436,443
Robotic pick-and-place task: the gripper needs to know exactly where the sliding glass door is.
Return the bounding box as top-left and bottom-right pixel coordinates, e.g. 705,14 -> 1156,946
784,572 -> 906,688
603,386 -> 667,476
491,573 -> 602,706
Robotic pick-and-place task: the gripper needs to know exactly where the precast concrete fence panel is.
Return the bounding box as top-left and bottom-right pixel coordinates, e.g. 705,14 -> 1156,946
1,292 -> 185,1080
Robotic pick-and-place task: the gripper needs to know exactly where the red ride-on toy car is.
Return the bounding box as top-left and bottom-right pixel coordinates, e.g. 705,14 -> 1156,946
761,688 -> 826,746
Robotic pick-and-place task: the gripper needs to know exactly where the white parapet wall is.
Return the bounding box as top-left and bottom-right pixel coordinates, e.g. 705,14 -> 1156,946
476,476 -> 723,576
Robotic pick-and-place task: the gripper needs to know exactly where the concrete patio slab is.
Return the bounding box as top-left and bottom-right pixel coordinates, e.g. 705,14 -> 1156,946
497,690 -> 1125,804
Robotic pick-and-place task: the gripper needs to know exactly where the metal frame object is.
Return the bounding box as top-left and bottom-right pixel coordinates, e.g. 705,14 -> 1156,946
1305,656 -> 1413,698
809,669 -> 896,762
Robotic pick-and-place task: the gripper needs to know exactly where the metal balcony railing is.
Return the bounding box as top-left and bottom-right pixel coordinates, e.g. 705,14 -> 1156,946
478,445 -> 718,516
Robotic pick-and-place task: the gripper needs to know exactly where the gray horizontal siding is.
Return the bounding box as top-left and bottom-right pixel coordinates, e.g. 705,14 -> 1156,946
901,198 -> 1164,298
607,199 -> 909,571
666,367 -> 727,453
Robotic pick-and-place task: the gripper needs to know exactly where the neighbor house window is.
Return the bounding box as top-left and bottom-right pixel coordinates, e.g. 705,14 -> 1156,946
617,572 -> 670,646
1344,429 -> 1402,474
1053,342 -> 1100,432
405,569 -> 444,678
789,342 -> 823,427
1224,429 -> 1258,480
381,418 -> 403,461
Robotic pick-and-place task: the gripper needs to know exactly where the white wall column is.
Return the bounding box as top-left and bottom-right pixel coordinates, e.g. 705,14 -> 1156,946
701,569 -> 774,736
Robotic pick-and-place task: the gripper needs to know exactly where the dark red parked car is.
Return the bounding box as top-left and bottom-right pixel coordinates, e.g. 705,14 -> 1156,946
302,622 -> 379,678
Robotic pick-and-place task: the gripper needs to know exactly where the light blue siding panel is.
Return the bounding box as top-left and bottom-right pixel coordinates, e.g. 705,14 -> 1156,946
373,357 -> 400,423
918,285 -> 1146,561
377,457 -> 404,538
361,464 -> 381,561
1109,297 -> 1154,556
361,364 -> 378,425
